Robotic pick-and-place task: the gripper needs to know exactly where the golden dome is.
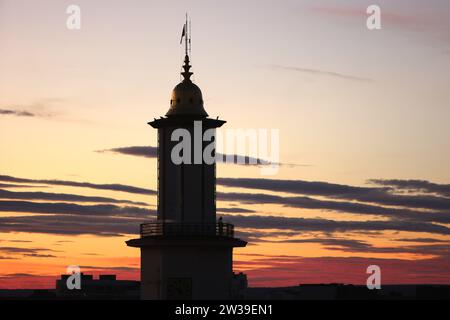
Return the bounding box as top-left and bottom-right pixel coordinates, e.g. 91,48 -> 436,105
166,55 -> 208,117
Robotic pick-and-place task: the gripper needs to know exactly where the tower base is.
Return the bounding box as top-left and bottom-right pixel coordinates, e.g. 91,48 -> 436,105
126,236 -> 246,300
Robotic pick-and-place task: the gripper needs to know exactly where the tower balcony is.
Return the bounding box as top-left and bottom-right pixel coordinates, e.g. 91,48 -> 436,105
140,222 -> 235,238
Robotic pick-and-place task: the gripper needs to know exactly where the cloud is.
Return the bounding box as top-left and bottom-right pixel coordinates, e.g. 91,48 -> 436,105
0,172 -> 448,267
0,239 -> 33,243
0,173 -> 449,239
0,188 -> 148,206
0,246 -> 58,258
394,238 -> 449,243
369,179 -> 450,197
98,146 -> 306,167
0,183 -> 45,188
0,247 -> 47,254
0,273 -> 59,289
217,177 -> 450,211
23,253 -> 57,258
0,200 -> 153,218
5,176 -> 448,226
0,214 -> 143,237
0,273 -> 37,277
79,265 -> 138,271
217,207 -> 256,214
218,177 -> 376,196
270,237 -> 450,256
218,192 -> 450,224
0,109 -> 35,117
235,255 -> 450,287
0,98 -> 65,120
270,65 -> 373,82
10,171 -> 443,217
97,146 -> 158,158
225,214 -> 450,235
0,174 -> 155,195
1,209 -> 448,239
333,190 -> 450,211
0,199 -> 153,236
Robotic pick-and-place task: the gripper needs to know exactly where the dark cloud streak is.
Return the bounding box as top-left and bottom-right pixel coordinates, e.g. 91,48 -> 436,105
218,192 -> 450,224
98,146 -> 305,167
369,179 -> 450,197
270,64 -> 373,82
0,200 -> 153,218
217,178 -> 450,211
0,109 -> 34,117
0,174 -> 155,195
225,214 -> 450,235
0,189 -> 147,206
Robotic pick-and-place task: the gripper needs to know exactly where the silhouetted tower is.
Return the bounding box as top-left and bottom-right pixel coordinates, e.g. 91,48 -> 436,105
126,22 -> 247,299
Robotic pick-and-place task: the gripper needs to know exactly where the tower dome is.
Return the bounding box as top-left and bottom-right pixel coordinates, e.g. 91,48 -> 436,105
166,55 -> 208,117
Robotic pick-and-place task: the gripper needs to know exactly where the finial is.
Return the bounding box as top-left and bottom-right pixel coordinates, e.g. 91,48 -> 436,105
181,54 -> 193,82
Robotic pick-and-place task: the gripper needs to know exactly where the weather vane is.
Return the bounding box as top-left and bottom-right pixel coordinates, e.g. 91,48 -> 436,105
180,13 -> 191,56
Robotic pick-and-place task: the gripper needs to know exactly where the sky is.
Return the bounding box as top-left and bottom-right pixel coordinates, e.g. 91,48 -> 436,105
0,0 -> 450,289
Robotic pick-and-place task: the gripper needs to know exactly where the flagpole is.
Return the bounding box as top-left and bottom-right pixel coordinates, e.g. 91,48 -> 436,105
185,13 -> 188,57
189,18 -> 191,57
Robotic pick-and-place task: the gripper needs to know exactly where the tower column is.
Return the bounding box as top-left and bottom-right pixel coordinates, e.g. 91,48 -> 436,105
126,49 -> 246,300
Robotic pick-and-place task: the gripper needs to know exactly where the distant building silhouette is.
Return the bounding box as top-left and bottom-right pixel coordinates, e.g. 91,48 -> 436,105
242,284 -> 450,300
126,27 -> 247,299
231,272 -> 248,299
55,273 -> 139,299
0,280 -> 449,300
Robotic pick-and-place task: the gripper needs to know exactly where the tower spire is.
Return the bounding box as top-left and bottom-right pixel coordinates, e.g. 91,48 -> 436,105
181,14 -> 193,82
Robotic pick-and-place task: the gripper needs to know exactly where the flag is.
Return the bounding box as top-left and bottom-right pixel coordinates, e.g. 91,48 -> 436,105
180,24 -> 186,44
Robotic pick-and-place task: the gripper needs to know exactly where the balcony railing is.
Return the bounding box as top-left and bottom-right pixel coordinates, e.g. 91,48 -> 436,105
140,222 -> 235,238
